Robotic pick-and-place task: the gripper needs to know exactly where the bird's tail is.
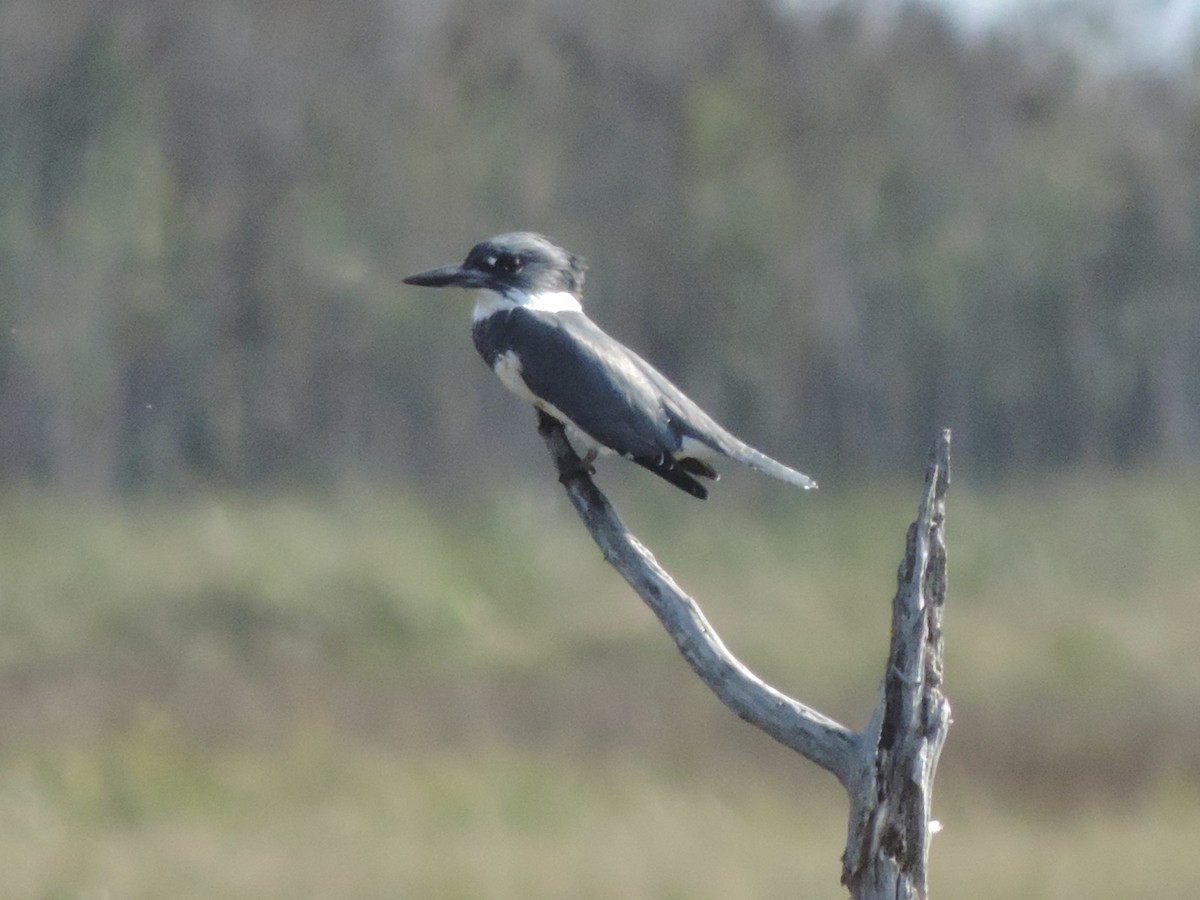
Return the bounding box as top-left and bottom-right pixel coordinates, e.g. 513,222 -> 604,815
673,415 -> 818,492
720,439 -> 818,491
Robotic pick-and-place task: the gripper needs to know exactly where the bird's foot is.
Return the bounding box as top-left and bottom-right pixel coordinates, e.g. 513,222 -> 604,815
535,409 -> 560,436
558,448 -> 597,484
536,410 -> 596,483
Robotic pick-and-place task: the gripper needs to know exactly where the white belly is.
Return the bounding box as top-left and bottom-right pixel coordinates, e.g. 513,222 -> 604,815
492,351 -> 608,458
492,350 -> 542,408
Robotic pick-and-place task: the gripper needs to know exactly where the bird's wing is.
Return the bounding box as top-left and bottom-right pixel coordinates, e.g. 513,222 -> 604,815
475,308 -> 816,492
614,331 -> 820,491
475,308 -> 682,460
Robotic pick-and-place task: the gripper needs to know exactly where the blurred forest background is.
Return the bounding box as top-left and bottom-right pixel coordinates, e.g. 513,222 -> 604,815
1,0 -> 1199,897
4,0 -> 1200,489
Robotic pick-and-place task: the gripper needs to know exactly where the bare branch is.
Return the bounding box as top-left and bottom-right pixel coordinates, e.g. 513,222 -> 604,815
536,411 -> 860,784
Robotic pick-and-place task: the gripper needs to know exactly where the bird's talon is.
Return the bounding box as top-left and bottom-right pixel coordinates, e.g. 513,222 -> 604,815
558,455 -> 596,482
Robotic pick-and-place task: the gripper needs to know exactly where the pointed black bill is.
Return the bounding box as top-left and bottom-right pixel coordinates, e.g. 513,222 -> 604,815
402,265 -> 482,288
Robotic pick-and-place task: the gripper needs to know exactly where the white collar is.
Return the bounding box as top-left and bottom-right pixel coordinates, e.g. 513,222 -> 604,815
473,288 -> 582,321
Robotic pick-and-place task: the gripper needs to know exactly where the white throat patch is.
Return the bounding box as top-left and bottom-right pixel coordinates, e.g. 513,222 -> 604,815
472,288 -> 582,322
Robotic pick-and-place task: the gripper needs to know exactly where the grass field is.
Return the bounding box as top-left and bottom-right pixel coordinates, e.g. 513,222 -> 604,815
1,467 -> 1198,897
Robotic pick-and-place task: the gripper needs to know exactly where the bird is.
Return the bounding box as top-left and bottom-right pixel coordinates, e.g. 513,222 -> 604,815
403,232 -> 816,500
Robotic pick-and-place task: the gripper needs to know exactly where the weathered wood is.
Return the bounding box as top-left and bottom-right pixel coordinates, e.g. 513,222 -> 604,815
841,429 -> 951,899
536,410 -> 951,898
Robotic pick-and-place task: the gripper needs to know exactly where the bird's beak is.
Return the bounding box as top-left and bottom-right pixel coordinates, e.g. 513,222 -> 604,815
402,264 -> 484,289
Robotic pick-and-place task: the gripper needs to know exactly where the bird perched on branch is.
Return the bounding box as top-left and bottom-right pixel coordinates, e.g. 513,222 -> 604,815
403,232 -> 816,499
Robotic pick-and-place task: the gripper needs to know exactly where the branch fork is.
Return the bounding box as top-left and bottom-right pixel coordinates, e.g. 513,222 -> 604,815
536,410 -> 951,899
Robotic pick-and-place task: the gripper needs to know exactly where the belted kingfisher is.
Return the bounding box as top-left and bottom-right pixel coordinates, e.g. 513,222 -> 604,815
403,232 -> 817,499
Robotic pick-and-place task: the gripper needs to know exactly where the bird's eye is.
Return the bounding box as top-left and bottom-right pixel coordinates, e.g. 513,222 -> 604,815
494,253 -> 521,276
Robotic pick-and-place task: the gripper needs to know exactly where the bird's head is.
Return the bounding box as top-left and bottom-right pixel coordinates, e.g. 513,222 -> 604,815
403,232 -> 587,302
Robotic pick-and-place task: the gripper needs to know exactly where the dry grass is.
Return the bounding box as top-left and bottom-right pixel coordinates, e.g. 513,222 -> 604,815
0,469 -> 1197,897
